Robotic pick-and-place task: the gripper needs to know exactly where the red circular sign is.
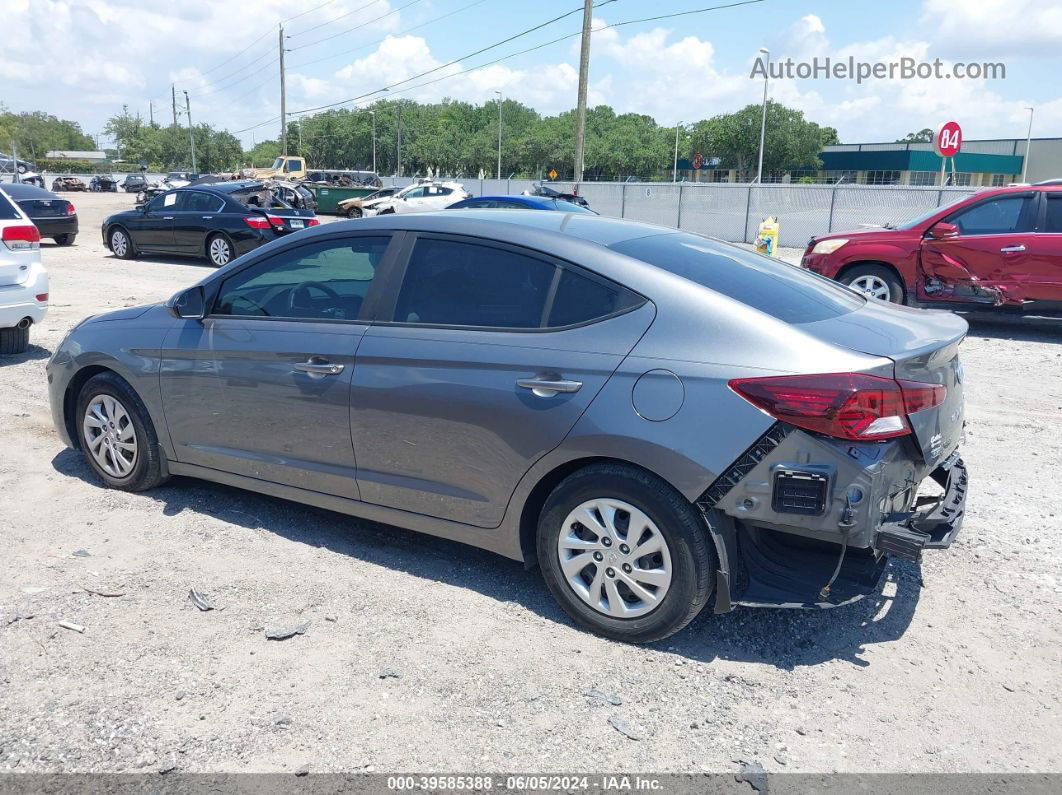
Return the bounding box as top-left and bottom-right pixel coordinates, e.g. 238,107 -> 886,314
934,121 -> 962,158
692,153 -> 704,170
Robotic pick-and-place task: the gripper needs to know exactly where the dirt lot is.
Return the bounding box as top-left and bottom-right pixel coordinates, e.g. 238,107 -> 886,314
1,191 -> 1061,775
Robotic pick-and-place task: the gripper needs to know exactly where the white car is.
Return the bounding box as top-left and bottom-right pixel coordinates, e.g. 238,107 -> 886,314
0,187 -> 49,355
363,181 -> 469,216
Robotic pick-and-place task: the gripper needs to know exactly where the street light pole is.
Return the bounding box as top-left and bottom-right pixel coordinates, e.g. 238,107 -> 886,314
756,47 -> 769,184
1022,106 -> 1034,182
494,90 -> 503,181
396,100 -> 402,178
672,121 -> 682,183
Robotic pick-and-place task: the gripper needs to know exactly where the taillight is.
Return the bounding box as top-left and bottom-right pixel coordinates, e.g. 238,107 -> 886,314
2,224 -> 40,251
728,373 -> 946,441
36,293 -> 48,302
307,218 -> 320,227
243,216 -> 271,229
65,202 -> 76,216
266,215 -> 285,228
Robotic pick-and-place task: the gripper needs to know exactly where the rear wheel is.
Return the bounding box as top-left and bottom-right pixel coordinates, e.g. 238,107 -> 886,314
109,227 -> 134,259
55,233 -> 76,246
0,323 -> 30,355
76,372 -> 167,491
206,234 -> 233,267
840,264 -> 905,304
537,463 -> 715,643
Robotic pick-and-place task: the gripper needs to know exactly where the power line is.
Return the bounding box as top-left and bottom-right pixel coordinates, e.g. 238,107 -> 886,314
289,0 -> 491,70
288,0 -> 427,51
288,0 -> 385,38
293,1 -> 607,115
199,28 -> 274,76
283,0 -> 338,24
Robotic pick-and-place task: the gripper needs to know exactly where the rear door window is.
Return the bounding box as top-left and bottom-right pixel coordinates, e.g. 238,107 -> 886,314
0,191 -> 23,219
1044,194 -> 1062,233
947,194 -> 1036,235
610,232 -> 863,324
547,269 -> 642,327
182,191 -> 224,213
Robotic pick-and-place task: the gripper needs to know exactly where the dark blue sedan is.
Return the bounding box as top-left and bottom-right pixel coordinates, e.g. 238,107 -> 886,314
447,195 -> 598,213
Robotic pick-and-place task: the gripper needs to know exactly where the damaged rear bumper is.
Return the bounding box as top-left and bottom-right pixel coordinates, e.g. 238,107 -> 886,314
697,424 -> 969,612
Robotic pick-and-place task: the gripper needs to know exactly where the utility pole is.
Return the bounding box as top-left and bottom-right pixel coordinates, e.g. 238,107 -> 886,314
183,90 -> 197,173
11,142 -> 19,184
171,84 -> 178,126
1022,106 -> 1034,182
672,122 -> 682,183
149,101 -> 154,126
494,90 -> 503,180
279,24 -> 288,155
573,0 -> 593,183
370,110 -> 377,174
397,100 -> 402,178
298,117 -> 303,155
756,47 -> 770,183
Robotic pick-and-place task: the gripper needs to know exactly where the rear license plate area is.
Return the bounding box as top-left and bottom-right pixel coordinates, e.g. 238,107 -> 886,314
290,219 -> 304,228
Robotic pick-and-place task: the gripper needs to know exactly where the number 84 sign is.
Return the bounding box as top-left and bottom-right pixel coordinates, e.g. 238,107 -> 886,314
934,121 -> 962,158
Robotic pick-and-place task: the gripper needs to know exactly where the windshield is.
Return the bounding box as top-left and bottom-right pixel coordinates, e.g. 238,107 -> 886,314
271,157 -> 284,170
611,232 -> 863,324
894,194 -> 970,230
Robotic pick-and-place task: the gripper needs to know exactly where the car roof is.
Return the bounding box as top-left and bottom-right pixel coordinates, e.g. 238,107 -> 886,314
176,180 -> 262,194
2,182 -> 59,199
303,208 -> 672,248
459,195 -> 555,207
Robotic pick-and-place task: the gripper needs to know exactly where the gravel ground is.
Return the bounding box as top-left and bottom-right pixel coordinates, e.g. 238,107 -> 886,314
1,192 -> 1061,775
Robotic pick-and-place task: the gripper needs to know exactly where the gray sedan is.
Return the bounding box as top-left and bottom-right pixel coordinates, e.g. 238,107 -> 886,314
46,211 -> 969,642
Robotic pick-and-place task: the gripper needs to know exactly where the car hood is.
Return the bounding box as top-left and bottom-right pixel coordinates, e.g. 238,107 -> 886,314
81,303 -> 159,325
812,225 -> 912,244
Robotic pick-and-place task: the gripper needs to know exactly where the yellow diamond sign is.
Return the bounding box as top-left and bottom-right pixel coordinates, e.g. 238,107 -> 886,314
548,168 -> 558,180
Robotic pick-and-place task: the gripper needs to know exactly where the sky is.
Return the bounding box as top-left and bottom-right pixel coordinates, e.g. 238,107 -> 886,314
3,0 -> 1062,149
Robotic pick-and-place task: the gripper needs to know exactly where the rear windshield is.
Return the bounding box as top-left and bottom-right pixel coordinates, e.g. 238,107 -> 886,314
549,199 -> 595,214
610,232 -> 863,324
0,190 -> 20,220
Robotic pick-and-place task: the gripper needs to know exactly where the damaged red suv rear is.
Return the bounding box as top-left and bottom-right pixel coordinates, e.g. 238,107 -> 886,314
802,184 -> 1062,313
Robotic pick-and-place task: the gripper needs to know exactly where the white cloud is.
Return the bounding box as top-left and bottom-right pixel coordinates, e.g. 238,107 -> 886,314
920,0 -> 1062,56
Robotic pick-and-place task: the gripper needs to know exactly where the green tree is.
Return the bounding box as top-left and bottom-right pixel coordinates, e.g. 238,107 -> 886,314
897,128 -> 934,143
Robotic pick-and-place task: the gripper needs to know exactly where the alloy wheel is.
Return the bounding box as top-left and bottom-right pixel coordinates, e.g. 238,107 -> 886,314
82,394 -> 138,479
209,237 -> 231,266
110,230 -> 128,257
850,274 -> 891,301
557,498 -> 673,618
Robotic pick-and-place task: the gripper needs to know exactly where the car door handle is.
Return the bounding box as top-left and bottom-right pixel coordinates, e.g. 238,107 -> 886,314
163,216 -> 174,220
516,377 -> 582,396
1000,245 -> 1025,253
293,360 -> 344,376
202,216 -> 213,219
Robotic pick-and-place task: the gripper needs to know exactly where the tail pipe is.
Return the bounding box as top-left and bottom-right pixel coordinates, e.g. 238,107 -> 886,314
17,317 -> 31,330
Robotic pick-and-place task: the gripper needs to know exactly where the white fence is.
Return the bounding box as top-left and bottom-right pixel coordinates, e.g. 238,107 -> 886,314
381,177 -> 980,248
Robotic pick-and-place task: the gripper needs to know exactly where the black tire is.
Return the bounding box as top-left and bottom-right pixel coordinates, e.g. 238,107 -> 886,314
0,324 -> 30,355
839,264 -> 905,304
55,233 -> 76,246
206,233 -> 233,267
75,372 -> 167,491
108,226 -> 135,259
345,206 -> 362,218
537,463 -> 715,643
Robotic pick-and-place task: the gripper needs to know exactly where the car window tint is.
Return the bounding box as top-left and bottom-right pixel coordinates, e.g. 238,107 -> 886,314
0,190 -> 20,220
394,238 -> 556,328
547,268 -> 642,327
182,192 -> 222,212
146,194 -> 168,212
611,232 -> 863,324
1044,194 -> 1062,233
213,236 -> 389,321
947,195 -> 1035,234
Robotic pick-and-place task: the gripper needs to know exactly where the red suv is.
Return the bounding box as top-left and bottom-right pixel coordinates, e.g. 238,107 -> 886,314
802,184 -> 1062,311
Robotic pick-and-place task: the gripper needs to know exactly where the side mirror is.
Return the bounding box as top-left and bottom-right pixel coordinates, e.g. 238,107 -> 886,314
170,286 -> 206,320
929,221 -> 959,239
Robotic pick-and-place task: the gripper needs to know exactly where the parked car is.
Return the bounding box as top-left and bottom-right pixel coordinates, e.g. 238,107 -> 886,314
120,174 -> 148,193
524,180 -> 591,210
0,153 -> 36,175
803,184 -> 1062,310
448,194 -> 598,213
51,176 -> 87,192
164,172 -> 199,188
358,181 -> 469,217
336,187 -> 397,218
272,180 -> 317,212
0,187 -> 49,354
50,210 -> 968,642
1,181 -> 78,246
102,181 -> 320,267
89,175 -> 119,192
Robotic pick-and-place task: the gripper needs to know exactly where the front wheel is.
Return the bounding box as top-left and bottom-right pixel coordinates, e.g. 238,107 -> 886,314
840,264 -> 905,304
76,372 -> 167,491
537,464 -> 715,643
345,206 -> 362,218
206,234 -> 233,267
109,227 -> 134,259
